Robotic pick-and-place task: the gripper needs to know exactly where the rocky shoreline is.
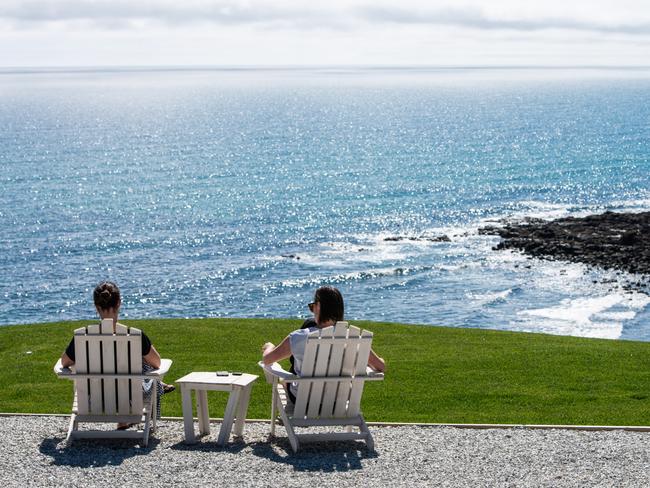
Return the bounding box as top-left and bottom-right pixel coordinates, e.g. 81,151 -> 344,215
479,211 -> 650,287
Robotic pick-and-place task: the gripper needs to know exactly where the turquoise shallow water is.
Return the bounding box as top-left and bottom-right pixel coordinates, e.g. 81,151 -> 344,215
1,67 -> 649,339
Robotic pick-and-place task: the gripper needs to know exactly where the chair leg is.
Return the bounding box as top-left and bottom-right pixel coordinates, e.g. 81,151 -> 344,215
359,415 -> 374,450
270,379 -> 278,436
275,401 -> 298,452
66,413 -> 77,444
142,414 -> 151,447
151,388 -> 158,433
282,415 -> 299,453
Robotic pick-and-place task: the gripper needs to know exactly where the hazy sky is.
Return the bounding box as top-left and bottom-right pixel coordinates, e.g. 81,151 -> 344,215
1,0 -> 649,67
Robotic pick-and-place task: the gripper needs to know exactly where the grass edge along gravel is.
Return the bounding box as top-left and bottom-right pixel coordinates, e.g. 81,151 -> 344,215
1,318 -> 649,425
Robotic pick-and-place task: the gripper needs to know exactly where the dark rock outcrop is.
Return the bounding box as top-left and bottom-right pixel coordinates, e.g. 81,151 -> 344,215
479,211 -> 650,277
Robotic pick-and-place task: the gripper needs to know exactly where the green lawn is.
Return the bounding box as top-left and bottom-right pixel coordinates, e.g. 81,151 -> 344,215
1,318 -> 649,425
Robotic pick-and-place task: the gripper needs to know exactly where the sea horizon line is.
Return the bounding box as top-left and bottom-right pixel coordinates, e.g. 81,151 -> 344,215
2,64 -> 650,76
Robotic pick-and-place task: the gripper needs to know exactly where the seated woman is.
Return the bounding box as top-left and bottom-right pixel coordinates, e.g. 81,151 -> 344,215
262,286 -> 385,403
60,281 -> 173,428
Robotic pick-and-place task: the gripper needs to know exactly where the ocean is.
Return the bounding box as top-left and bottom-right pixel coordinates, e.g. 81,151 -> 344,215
1,67 -> 650,340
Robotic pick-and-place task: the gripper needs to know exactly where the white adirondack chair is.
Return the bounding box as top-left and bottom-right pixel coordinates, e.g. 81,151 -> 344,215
54,319 -> 172,446
259,321 -> 384,452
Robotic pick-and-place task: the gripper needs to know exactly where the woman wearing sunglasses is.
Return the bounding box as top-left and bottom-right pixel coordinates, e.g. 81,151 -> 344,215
261,286 -> 385,403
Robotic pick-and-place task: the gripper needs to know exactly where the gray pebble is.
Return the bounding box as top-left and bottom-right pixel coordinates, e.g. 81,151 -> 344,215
1,416 -> 648,487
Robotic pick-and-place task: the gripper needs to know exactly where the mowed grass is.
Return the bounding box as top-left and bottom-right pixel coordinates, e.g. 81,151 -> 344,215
1,318 -> 649,425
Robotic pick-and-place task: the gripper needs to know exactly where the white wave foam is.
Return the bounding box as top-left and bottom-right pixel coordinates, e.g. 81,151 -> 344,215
609,192 -> 650,212
484,200 -> 599,224
485,195 -> 650,227
466,288 -> 513,304
503,201 -> 574,221
518,292 -> 650,339
276,265 -> 432,289
276,197 -> 650,272
624,292 -> 650,309
595,311 -> 636,321
266,199 -> 650,341
293,230 -> 458,267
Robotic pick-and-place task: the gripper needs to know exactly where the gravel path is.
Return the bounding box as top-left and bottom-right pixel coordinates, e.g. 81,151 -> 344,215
1,415 -> 648,487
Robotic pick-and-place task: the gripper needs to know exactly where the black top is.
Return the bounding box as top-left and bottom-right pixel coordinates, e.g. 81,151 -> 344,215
65,330 -> 152,361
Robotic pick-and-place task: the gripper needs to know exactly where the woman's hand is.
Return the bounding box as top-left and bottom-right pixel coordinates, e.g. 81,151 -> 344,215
262,337 -> 291,365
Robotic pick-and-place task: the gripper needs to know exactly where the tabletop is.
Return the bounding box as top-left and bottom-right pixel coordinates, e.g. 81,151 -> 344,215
175,371 -> 258,388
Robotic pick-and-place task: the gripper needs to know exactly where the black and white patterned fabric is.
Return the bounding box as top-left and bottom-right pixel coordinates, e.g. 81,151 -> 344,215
142,363 -> 163,419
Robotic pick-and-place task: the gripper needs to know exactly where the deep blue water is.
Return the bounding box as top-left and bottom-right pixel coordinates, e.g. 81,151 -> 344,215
2,67 -> 650,339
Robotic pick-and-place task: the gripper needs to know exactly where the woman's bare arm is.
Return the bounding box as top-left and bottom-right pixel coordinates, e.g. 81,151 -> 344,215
262,336 -> 292,365
143,345 -> 162,369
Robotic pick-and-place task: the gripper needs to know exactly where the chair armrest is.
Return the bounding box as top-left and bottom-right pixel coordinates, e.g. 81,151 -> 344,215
258,361 -> 298,383
257,361 -> 384,384
145,358 -> 173,377
54,358 -> 172,379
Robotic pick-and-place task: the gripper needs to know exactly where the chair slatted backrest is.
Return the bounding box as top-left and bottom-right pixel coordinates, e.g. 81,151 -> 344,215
73,319 -> 143,416
293,321 -> 373,419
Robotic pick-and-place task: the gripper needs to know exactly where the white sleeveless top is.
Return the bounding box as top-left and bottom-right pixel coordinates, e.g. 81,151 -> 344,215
288,326 -> 318,396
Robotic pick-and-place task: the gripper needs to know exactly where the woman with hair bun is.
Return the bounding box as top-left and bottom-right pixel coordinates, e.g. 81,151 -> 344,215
60,281 -> 173,428
262,286 -> 385,403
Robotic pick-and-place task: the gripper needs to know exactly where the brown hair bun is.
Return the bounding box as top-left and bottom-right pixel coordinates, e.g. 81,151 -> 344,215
93,281 -> 121,310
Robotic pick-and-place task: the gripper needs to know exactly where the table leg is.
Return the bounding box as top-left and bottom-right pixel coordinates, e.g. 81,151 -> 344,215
181,386 -> 196,444
217,388 -> 241,446
198,389 -> 210,435
233,384 -> 252,437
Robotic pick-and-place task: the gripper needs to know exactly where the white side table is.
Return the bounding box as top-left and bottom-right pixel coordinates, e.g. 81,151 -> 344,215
175,372 -> 258,445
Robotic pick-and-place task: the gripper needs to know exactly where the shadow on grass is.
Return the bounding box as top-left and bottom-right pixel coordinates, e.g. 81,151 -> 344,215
249,435 -> 379,472
39,436 -> 161,467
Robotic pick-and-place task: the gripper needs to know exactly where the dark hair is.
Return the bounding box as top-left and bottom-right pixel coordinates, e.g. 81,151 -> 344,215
93,281 -> 121,310
314,286 -> 344,324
